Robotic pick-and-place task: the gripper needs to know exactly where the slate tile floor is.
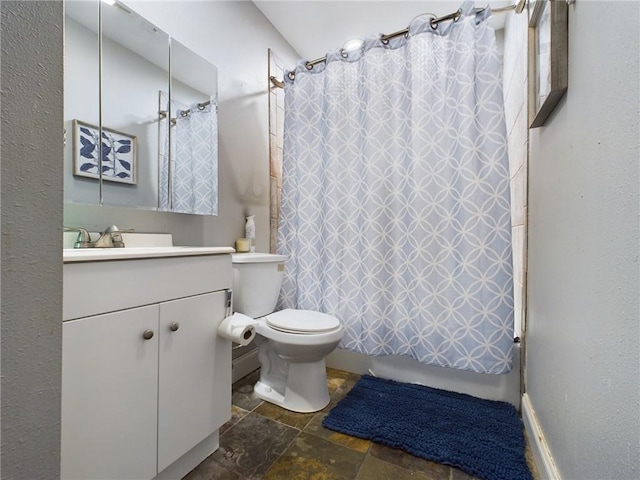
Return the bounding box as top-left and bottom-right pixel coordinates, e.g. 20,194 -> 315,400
184,368 -> 538,480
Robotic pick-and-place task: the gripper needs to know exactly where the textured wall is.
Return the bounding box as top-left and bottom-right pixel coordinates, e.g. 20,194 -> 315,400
1,2 -> 64,479
526,2 -> 640,479
65,1 -> 299,250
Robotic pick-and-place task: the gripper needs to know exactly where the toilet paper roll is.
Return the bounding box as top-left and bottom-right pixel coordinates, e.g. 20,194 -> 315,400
218,313 -> 256,346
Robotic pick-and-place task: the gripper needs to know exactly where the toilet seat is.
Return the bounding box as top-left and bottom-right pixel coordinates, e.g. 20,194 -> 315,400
266,309 -> 340,334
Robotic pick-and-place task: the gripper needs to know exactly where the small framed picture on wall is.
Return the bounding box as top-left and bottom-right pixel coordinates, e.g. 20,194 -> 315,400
73,119 -> 137,184
528,0 -> 569,128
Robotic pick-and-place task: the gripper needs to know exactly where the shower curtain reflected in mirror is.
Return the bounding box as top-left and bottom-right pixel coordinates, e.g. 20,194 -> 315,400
159,91 -> 218,215
278,1 -> 514,375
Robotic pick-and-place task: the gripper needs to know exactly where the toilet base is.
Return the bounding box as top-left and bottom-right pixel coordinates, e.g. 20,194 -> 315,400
254,360 -> 330,413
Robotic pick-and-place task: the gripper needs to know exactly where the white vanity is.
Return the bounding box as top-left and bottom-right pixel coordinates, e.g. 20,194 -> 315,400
62,243 -> 234,480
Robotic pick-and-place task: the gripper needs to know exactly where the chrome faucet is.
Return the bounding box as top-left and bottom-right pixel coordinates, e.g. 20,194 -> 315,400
64,227 -> 93,249
65,225 -> 132,248
94,225 -> 129,248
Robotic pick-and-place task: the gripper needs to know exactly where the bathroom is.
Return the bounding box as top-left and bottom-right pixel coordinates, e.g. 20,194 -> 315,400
1,0 -> 638,479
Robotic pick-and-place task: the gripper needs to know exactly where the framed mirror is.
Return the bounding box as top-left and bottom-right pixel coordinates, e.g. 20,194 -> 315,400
63,0 -> 219,216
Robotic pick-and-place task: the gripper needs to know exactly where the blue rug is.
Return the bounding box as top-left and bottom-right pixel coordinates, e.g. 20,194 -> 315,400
323,375 -> 533,480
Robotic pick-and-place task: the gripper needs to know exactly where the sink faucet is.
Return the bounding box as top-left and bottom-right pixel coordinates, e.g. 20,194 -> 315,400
65,225 -> 133,248
94,225 -> 129,248
64,227 -> 93,249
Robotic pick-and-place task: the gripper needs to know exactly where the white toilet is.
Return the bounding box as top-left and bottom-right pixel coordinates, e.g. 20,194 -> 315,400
232,253 -> 344,413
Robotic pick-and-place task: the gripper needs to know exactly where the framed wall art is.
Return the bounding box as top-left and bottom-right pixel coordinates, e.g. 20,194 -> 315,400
73,119 -> 137,184
528,0 -> 569,128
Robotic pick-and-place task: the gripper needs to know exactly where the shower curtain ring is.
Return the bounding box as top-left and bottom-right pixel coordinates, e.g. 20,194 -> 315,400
340,48 -> 348,58
305,62 -> 314,70
288,71 -> 296,80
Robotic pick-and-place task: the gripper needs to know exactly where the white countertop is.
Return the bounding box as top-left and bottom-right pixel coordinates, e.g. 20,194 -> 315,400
63,246 -> 235,263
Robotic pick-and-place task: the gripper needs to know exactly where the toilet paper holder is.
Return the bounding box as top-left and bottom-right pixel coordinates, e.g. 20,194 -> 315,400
218,312 -> 256,346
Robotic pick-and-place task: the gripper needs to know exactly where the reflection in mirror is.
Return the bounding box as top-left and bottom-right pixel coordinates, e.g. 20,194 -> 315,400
162,39 -> 219,215
64,0 -> 101,205
101,0 -> 170,210
63,0 -> 219,216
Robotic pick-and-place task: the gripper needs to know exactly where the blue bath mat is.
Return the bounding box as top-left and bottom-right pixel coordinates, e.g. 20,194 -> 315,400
323,375 -> 533,480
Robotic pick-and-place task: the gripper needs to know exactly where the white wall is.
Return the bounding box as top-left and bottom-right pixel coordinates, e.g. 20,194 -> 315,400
65,1 -> 300,249
526,2 -> 640,479
1,1 -> 64,478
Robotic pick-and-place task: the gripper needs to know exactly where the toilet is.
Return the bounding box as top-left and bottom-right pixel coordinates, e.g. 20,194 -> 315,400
232,253 -> 344,413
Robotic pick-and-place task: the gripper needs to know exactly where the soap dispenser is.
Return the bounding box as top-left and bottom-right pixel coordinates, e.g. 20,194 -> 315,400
245,215 -> 256,253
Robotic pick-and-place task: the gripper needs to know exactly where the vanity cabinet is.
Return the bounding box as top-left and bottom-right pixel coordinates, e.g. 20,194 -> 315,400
62,252 -> 232,480
158,293 -> 228,473
62,305 -> 160,480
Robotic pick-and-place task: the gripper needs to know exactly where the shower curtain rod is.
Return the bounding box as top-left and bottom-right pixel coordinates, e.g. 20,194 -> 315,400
159,99 -> 213,126
269,0 -> 526,87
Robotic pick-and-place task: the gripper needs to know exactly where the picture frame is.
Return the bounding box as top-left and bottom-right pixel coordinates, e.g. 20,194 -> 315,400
528,0 -> 568,128
73,119 -> 137,184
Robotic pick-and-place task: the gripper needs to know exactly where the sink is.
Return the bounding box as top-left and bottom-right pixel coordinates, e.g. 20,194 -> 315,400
63,232 -> 234,262
63,246 -> 235,263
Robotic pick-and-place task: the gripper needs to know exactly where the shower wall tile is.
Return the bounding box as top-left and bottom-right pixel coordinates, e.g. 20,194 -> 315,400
276,82 -> 285,108
505,75 -> 525,134
503,10 -> 529,340
276,107 -> 284,149
269,54 -> 277,78
511,164 -> 526,227
275,147 -> 283,188
512,225 -> 525,286
269,49 -> 286,253
513,278 -> 523,336
270,218 -> 278,254
270,92 -> 277,132
270,176 -> 278,218
269,134 -> 278,177
508,105 -> 527,175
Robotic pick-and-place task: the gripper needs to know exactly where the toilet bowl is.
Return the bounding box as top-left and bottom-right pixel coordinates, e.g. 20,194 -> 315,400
232,253 -> 344,413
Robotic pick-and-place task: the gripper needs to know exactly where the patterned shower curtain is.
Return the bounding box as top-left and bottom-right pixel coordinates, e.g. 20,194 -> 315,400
277,1 -> 514,374
159,93 -> 218,215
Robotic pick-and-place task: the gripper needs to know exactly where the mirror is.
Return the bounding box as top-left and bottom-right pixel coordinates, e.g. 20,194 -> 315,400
161,40 -> 219,215
64,0 -> 101,206
64,0 -> 219,215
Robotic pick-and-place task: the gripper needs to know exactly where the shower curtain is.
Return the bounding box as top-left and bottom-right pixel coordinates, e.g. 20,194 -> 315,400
159,93 -> 218,215
277,1 -> 514,374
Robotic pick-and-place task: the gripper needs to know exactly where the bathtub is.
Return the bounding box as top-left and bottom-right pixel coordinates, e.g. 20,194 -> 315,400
326,345 -> 522,408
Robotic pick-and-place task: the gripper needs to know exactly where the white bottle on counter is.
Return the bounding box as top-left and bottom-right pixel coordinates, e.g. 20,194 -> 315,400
245,215 -> 255,253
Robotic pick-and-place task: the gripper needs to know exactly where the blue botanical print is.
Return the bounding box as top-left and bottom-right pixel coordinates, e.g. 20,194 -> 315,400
76,122 -> 135,183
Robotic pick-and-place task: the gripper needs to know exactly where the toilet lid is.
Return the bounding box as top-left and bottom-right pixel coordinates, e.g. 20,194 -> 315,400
266,309 -> 340,334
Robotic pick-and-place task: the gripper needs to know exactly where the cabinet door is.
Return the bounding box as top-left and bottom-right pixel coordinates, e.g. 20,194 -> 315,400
61,305 -> 159,480
157,291 -> 231,473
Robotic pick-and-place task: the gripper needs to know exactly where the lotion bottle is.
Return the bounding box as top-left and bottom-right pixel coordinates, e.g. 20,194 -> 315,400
245,215 -> 255,253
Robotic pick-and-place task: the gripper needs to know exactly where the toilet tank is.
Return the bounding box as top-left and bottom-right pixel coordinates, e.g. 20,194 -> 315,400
231,253 -> 287,318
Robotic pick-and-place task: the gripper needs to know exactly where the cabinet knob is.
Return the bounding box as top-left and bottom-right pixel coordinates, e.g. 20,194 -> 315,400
142,329 -> 154,340
169,322 -> 180,332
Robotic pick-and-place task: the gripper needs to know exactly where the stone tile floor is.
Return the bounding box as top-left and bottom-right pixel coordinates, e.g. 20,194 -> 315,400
184,368 -> 538,480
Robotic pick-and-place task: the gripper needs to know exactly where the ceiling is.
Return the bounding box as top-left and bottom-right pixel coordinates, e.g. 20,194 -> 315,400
253,1 -> 514,61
